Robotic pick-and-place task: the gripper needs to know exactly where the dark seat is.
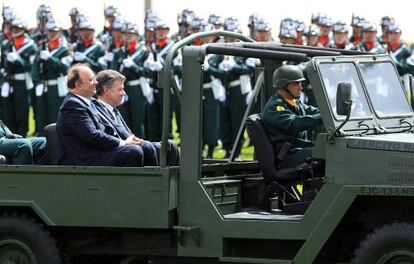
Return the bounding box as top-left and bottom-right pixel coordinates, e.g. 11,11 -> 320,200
44,123 -> 63,165
246,114 -> 324,213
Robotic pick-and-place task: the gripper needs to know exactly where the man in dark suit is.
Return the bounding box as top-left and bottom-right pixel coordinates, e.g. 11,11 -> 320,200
56,64 -> 157,166
94,69 -> 179,166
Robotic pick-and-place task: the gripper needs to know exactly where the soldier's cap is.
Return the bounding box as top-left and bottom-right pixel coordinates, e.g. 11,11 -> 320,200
333,21 -> 349,33
46,19 -> 63,31
37,4 -> 51,20
112,17 -> 125,31
380,16 -> 395,27
145,9 -> 158,22
273,65 -> 305,89
311,12 -> 322,24
388,24 -> 401,34
177,9 -> 194,25
255,19 -> 271,32
190,17 -> 206,30
2,7 -> 15,23
125,22 -> 139,35
104,5 -> 119,17
145,19 -> 157,31
280,17 -> 294,29
208,14 -> 223,26
351,16 -> 364,27
11,18 -> 27,30
305,25 -> 320,36
247,13 -> 260,27
319,16 -> 333,27
362,21 -> 377,32
295,20 -> 305,32
69,7 -> 79,17
156,19 -> 170,30
78,18 -> 94,30
224,17 -> 241,33
279,26 -> 297,39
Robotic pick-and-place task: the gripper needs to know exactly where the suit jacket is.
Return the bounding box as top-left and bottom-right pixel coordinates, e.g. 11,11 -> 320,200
56,92 -> 122,165
92,99 -> 131,139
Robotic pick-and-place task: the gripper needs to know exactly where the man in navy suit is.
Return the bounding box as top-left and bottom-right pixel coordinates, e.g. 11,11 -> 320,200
94,69 -> 179,166
56,64 -> 156,166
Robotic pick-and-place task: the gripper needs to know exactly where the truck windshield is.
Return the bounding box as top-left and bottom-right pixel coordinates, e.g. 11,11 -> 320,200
319,62 -> 372,120
359,62 -> 413,118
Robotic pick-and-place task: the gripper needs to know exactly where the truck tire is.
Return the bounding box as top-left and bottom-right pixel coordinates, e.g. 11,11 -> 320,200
353,222 -> 414,264
0,212 -> 61,264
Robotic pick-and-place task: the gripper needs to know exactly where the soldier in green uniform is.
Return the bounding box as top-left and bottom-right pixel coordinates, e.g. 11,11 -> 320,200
114,22 -> 151,138
378,16 -> 394,46
98,5 -> 120,47
143,10 -> 158,52
317,16 -> 333,47
214,17 -> 254,158
386,24 -> 412,76
329,21 -> 355,50
0,6 -> 15,120
349,15 -> 364,47
357,22 -> 386,54
145,19 -> 175,141
65,7 -> 81,44
106,16 -> 125,70
171,9 -> 194,42
305,25 -> 320,47
262,65 -> 322,169
32,19 -> 70,136
0,119 -> 48,164
1,18 -> 38,136
72,17 -> 106,73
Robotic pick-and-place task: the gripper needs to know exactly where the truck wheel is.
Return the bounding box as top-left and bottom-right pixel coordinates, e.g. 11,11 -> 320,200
0,213 -> 61,264
353,222 -> 414,264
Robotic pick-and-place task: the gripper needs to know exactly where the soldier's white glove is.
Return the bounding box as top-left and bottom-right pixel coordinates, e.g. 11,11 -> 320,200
106,52 -> 114,62
145,88 -> 154,104
35,84 -> 45,96
245,91 -> 254,105
1,82 -> 10,98
218,59 -> 235,71
40,50 -> 51,61
217,93 -> 226,103
245,57 -> 261,67
6,52 -> 19,63
173,55 -> 182,67
61,55 -> 73,66
74,51 -> 86,61
122,58 -> 135,68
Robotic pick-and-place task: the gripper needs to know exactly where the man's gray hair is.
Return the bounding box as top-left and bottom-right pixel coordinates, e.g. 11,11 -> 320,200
95,70 -> 126,96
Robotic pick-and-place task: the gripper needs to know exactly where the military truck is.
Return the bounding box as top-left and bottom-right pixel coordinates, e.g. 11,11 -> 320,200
0,31 -> 413,264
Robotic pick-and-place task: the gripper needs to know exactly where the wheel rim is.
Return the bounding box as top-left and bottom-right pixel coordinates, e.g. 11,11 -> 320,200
378,249 -> 414,264
0,239 -> 37,264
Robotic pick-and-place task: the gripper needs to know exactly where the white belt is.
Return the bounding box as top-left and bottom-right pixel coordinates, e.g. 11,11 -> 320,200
11,73 -> 26,80
229,80 -> 241,87
203,82 -> 212,89
45,79 -> 58,86
127,79 -> 140,86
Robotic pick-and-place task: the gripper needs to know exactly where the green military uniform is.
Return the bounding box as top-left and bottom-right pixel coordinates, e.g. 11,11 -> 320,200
262,94 -> 322,168
202,54 -> 222,157
0,119 -> 48,164
32,39 -> 70,136
388,41 -> 412,76
1,34 -> 38,136
113,40 -> 151,138
357,41 -> 386,54
72,40 -> 106,73
210,55 -> 254,157
145,38 -> 175,141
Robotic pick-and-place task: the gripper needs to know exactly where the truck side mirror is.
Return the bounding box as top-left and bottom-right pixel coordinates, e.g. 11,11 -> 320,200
336,83 -> 352,116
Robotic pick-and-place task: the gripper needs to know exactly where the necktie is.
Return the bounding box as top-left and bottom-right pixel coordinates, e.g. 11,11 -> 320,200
113,108 -> 131,134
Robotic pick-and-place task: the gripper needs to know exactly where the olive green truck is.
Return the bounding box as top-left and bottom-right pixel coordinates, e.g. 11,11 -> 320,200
0,32 -> 413,264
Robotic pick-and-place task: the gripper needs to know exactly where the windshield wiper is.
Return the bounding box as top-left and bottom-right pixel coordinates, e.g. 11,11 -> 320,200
400,118 -> 413,132
358,120 -> 370,135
